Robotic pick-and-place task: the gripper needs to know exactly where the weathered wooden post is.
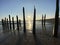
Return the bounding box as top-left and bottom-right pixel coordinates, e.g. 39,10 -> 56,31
53,0 -> 59,37
44,14 -> 46,26
2,19 -> 6,32
23,7 -> 26,33
2,19 -> 4,31
9,15 -> 11,30
5,17 -> 7,32
42,14 -> 43,26
19,19 -> 21,27
33,6 -> 36,34
19,20 -> 21,30
2,19 -> 3,29
7,18 -> 9,31
3,20 -> 5,32
16,16 -> 19,31
12,17 -> 15,30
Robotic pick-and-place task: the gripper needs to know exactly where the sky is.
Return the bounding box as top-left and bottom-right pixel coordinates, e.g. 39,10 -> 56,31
0,0 -> 60,21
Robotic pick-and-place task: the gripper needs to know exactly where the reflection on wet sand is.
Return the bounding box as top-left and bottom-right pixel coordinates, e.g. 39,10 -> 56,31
26,21 -> 32,30
26,16 -> 32,33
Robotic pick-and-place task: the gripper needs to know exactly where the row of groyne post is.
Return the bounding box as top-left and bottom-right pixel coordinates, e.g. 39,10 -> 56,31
1,6 -> 45,34
1,7 -> 27,33
1,0 -> 59,38
2,15 -> 21,32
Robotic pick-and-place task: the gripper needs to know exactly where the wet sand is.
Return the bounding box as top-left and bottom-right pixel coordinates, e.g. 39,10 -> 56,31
0,21 -> 60,45
0,27 -> 60,45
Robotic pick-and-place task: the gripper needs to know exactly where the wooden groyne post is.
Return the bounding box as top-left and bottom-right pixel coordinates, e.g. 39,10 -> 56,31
2,19 -> 5,31
12,17 -> 15,30
19,20 -> 21,27
44,14 -> 46,26
23,7 -> 26,33
53,0 -> 59,37
9,15 -> 11,30
5,17 -> 7,32
33,6 -> 36,34
7,18 -> 9,31
42,14 -> 43,26
16,16 -> 19,31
